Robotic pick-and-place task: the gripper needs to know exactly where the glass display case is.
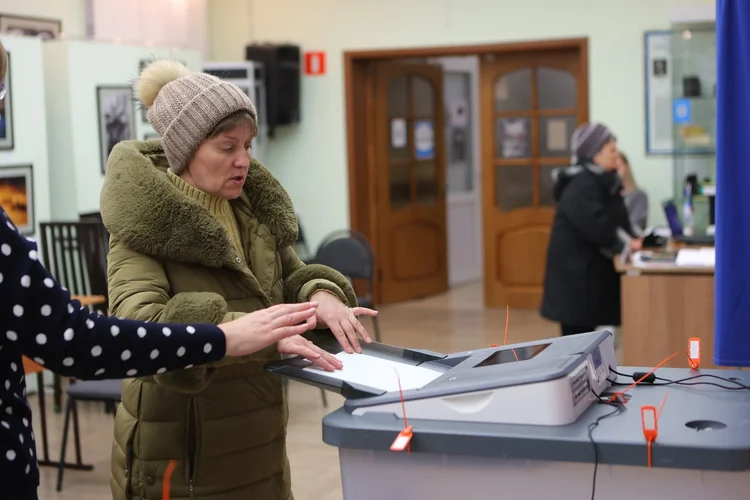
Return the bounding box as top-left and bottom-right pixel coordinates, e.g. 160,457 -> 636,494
670,26 -> 716,235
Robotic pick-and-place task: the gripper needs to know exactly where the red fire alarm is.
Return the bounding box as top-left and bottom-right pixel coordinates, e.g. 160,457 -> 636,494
304,51 -> 326,76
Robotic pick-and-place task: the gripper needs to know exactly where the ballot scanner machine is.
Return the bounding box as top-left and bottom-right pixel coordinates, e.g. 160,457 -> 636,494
265,331 -> 750,500
266,330 -> 615,425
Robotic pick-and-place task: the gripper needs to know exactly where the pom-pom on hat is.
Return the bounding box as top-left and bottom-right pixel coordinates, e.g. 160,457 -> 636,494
137,59 -> 257,175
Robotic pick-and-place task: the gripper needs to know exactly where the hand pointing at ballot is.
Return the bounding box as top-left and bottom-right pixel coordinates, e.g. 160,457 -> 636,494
310,290 -> 379,354
220,302 -> 321,357
278,335 -> 344,371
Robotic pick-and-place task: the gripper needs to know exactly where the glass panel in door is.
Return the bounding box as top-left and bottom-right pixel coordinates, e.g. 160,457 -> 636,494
416,161 -> 437,205
496,165 -> 533,212
387,76 -> 410,209
537,67 -> 577,109
390,164 -> 410,210
495,117 -> 531,159
412,77 -> 435,117
494,69 -> 532,112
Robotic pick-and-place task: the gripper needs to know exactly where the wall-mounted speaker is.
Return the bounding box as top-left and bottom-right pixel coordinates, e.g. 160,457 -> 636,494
245,43 -> 301,137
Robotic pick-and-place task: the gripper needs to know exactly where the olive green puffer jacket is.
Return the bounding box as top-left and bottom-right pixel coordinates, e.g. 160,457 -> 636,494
100,140 -> 356,500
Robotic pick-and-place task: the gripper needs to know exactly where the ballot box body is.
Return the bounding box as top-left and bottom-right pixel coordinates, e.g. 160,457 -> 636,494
323,368 -> 750,500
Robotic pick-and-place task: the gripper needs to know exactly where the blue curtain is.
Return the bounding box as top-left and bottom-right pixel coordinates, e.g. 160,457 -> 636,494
715,0 -> 750,366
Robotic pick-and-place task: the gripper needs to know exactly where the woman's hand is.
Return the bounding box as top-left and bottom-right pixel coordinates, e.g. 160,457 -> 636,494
310,290 -> 378,354
219,302 -> 318,357
277,335 -> 343,371
629,238 -> 644,251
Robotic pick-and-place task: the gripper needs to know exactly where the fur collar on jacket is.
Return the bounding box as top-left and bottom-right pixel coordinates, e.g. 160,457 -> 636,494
100,140 -> 298,267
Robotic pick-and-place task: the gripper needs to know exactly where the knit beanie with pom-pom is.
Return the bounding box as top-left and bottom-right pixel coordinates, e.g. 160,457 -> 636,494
137,59 -> 257,175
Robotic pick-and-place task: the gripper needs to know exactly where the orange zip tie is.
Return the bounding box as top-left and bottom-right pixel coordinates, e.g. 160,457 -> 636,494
657,391 -> 669,418
162,459 -> 177,500
641,391 -> 669,468
503,305 -> 510,345
490,305 -> 520,360
608,351 -> 680,403
686,337 -> 701,369
390,368 -> 413,453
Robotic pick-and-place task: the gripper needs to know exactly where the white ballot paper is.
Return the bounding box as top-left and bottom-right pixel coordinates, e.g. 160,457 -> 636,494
303,351 -> 443,393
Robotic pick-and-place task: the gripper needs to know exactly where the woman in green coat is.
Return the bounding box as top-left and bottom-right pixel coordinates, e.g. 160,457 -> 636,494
100,60 -> 377,500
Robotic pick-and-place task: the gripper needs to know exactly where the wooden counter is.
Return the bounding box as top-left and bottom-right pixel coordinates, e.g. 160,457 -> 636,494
615,256 -> 719,369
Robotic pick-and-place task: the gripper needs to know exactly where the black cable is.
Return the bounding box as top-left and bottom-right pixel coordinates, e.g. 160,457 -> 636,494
588,366 -> 747,499
588,390 -> 625,500
609,367 -> 750,391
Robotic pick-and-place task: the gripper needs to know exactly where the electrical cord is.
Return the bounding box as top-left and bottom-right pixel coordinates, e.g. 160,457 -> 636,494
587,390 -> 626,500
591,364 -> 748,499
586,361 -> 747,499
609,367 -> 750,391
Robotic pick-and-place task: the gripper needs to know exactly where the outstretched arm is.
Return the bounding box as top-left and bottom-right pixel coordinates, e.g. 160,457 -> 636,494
106,235 -> 253,392
279,245 -> 378,353
0,215 -> 226,380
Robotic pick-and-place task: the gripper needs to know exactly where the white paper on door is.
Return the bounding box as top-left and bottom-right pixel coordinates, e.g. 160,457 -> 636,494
390,118 -> 407,148
546,119 -> 568,151
302,351 -> 443,393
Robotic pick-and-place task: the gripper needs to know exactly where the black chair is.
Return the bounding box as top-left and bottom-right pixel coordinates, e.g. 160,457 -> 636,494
39,221 -> 111,413
313,229 -> 382,342
56,379 -> 122,491
39,221 -> 110,311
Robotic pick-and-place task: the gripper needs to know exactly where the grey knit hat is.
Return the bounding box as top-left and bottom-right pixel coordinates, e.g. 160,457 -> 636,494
570,122 -> 615,163
137,60 -> 257,175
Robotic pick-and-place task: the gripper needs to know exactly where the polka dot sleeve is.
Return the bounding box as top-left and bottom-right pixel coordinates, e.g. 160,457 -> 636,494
0,213 -> 227,379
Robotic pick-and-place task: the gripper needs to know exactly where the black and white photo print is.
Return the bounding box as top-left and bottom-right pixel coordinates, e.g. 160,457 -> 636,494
96,86 -> 135,174
0,51 -> 13,151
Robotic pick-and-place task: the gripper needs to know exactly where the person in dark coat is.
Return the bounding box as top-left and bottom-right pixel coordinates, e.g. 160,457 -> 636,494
540,123 -> 643,336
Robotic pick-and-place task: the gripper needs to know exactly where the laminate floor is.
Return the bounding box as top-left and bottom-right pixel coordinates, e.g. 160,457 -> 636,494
34,283 -> 570,500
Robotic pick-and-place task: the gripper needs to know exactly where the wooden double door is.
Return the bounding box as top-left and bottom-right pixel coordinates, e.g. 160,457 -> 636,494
364,41 -> 587,307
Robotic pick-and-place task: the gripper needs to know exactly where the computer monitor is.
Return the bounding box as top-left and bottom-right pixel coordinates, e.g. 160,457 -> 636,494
662,200 -> 684,237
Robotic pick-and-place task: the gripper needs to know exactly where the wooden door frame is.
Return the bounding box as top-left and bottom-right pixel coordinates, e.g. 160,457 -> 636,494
344,37 -> 589,305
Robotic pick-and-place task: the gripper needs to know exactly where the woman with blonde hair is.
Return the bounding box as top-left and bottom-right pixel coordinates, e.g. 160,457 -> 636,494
617,151 -> 649,232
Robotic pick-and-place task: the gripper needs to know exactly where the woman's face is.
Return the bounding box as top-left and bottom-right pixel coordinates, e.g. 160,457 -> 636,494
182,122 -> 254,200
593,139 -> 619,171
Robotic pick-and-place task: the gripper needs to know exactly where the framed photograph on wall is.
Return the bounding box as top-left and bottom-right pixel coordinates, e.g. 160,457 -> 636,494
0,51 -> 14,151
0,14 -> 61,40
97,86 -> 135,174
0,164 -> 34,235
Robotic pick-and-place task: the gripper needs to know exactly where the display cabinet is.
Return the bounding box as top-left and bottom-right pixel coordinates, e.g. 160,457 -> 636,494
670,26 -> 716,234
